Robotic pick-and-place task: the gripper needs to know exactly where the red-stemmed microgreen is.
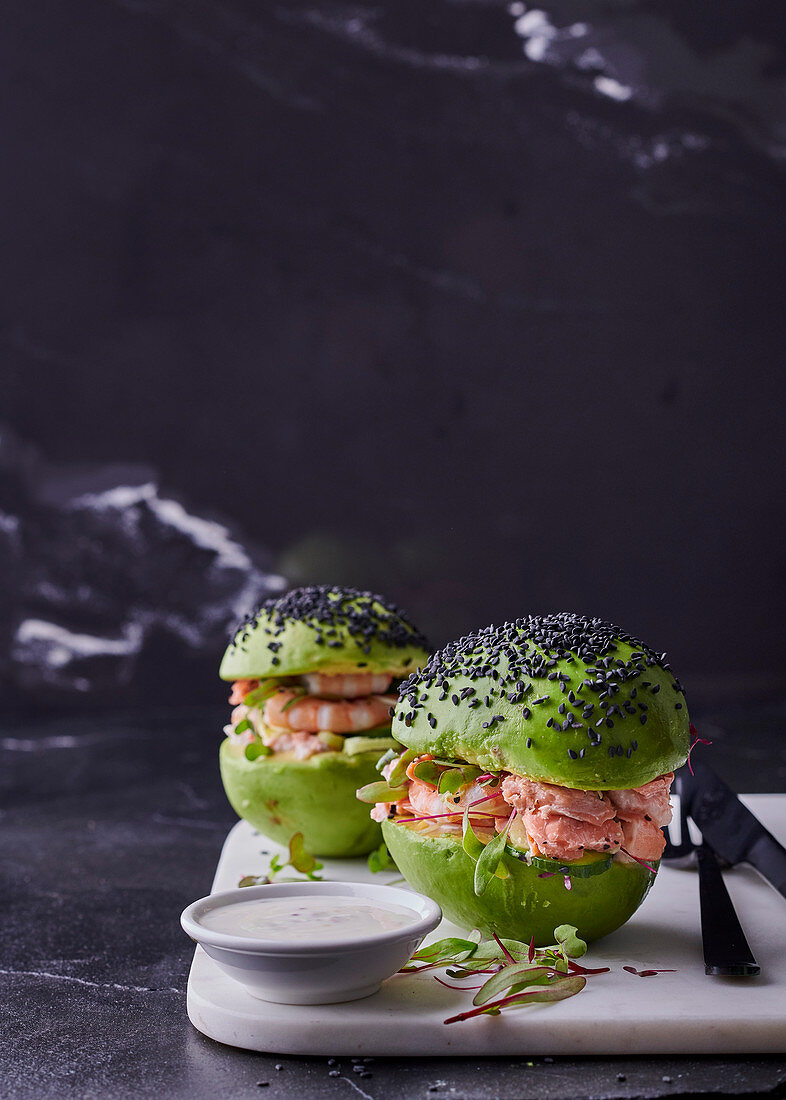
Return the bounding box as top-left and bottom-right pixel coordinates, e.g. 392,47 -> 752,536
567,960 -> 611,975
443,974 -> 587,1024
468,791 -> 506,807
434,976 -> 483,992
622,965 -> 676,977
400,924 -> 669,1024
493,932 -> 517,964
620,848 -> 658,874
687,723 -> 713,776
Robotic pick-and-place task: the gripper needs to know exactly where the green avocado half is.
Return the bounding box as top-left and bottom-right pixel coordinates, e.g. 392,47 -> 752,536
220,585 -> 431,681
220,740 -> 383,857
382,820 -> 656,945
393,613 -> 690,789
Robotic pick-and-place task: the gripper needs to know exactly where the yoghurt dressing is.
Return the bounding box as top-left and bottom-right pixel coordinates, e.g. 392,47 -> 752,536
200,894 -> 420,941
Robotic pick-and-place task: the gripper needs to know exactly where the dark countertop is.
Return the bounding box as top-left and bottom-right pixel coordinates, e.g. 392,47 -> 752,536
2,703 -> 786,1100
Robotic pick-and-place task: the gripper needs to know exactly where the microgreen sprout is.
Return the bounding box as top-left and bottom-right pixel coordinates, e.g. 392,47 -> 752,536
243,681 -> 282,708
620,849 -> 657,874
367,841 -> 397,874
622,965 -> 676,977
687,724 -> 713,776
356,780 -> 409,804
238,831 -> 323,887
459,806 -> 517,896
401,924 -> 600,1024
280,688 -> 308,712
244,742 -> 271,761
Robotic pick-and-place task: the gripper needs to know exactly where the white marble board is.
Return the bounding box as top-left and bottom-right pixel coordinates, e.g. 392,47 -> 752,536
186,795 -> 786,1055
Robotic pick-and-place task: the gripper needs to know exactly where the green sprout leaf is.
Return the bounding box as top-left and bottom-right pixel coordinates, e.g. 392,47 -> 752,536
461,802 -> 485,861
388,748 -> 418,786
554,925 -> 587,960
375,748 -> 399,774
234,718 -> 253,735
238,873 -> 270,887
288,832 -> 323,878
445,975 -> 586,1024
240,832 -> 322,886
473,816 -> 514,896
438,769 -> 467,797
280,689 -> 307,713
367,841 -> 397,874
412,759 -> 443,787
400,924 -> 604,1025
356,780 -> 409,804
472,964 -> 552,1006
406,937 -> 478,966
243,681 -> 282,708
244,742 -> 271,760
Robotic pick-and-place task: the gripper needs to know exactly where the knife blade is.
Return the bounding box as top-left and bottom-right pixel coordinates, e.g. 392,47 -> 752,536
695,840 -> 760,976
680,761 -> 786,900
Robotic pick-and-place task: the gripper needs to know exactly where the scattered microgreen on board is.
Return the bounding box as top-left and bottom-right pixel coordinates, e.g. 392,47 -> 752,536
238,832 -> 323,887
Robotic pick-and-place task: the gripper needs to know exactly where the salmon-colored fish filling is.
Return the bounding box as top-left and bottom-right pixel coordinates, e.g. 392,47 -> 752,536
225,674 -> 397,759
377,754 -> 673,863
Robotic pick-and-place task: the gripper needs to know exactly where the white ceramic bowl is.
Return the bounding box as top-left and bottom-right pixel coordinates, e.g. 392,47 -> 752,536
181,880 -> 442,1004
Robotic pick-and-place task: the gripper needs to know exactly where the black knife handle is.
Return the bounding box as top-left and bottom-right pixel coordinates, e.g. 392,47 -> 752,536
697,841 -> 760,977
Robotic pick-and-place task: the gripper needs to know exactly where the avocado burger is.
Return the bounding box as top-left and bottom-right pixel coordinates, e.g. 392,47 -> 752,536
219,584 -> 430,857
360,613 -> 689,943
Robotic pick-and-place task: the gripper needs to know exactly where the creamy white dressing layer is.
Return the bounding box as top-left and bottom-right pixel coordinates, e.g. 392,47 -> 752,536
200,895 -> 420,941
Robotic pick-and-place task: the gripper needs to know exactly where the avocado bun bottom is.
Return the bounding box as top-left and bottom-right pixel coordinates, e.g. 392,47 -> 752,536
382,819 -> 657,945
220,740 -> 382,858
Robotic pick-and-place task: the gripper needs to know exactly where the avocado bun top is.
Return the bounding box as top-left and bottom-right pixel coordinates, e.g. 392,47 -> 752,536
220,584 -> 430,681
392,612 -> 689,790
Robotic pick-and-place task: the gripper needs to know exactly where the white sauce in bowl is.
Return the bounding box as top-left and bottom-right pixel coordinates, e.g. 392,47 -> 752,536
199,894 -> 420,941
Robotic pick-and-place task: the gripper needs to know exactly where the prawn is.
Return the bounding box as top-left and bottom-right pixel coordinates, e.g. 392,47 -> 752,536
264,689 -> 396,734
228,679 -> 259,705
301,672 -> 393,698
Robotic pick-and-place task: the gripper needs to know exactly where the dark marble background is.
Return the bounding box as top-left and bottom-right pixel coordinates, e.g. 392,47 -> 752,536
2,7 -> 786,1094
2,0 -> 786,711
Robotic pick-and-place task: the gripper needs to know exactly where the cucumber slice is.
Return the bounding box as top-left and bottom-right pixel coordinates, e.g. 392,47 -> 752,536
317,731 -> 345,751
344,736 -> 400,756
505,846 -> 614,878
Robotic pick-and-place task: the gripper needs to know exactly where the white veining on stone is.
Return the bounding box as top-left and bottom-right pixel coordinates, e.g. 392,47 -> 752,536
0,968 -> 182,996
14,620 -> 143,669
337,1077 -> 375,1100
0,731 -> 134,751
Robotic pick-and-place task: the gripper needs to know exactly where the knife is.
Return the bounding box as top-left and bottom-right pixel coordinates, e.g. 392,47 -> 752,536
695,840 -> 760,976
679,761 -> 786,900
